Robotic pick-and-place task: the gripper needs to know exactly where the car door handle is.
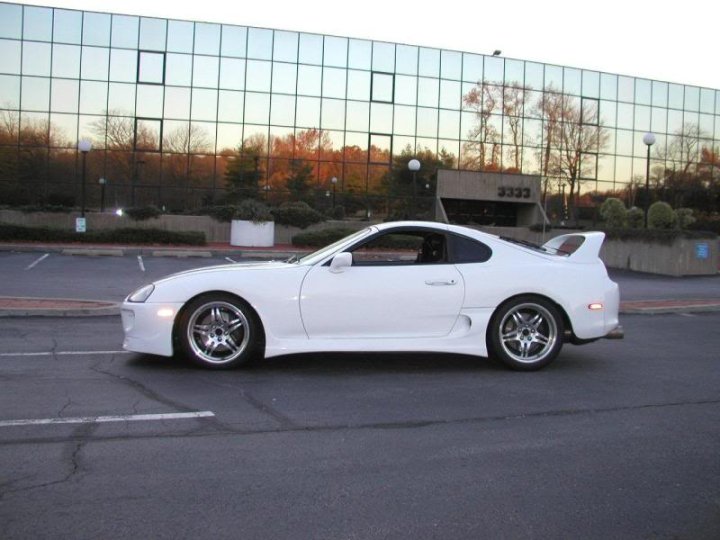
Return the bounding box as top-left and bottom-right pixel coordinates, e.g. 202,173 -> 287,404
425,279 -> 457,286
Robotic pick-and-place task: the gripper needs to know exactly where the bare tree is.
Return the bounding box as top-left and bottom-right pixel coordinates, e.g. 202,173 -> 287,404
462,84 -> 500,169
502,83 -> 527,172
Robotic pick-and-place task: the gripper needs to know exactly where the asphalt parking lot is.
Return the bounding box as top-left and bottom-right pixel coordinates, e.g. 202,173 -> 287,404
1,252 -> 719,539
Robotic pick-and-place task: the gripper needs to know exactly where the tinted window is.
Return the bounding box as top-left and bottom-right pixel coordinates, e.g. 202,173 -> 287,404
449,234 -> 492,263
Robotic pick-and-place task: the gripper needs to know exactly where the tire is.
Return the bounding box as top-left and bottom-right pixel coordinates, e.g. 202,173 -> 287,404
176,293 -> 263,369
488,295 -> 564,371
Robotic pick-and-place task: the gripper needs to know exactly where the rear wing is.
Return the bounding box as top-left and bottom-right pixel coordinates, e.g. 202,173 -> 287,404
542,232 -> 605,263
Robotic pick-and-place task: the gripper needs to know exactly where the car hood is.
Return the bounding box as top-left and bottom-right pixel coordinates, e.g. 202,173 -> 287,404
154,261 -> 296,285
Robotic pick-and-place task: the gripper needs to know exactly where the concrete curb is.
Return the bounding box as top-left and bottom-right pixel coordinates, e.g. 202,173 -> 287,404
0,297 -> 120,318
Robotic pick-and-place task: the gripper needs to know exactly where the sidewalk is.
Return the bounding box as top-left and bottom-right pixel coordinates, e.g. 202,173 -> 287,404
1,241 -> 719,317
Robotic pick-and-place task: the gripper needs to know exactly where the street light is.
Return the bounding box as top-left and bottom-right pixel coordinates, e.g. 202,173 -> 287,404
78,139 -> 92,218
98,177 -> 107,213
331,176 -> 337,209
408,159 -> 421,219
643,132 -> 656,228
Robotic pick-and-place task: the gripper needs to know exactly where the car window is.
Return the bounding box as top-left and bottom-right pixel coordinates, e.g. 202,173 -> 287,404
350,230 -> 448,266
448,234 -> 492,263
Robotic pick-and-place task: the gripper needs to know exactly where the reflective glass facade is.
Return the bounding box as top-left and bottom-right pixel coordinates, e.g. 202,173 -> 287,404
1,2 -> 718,213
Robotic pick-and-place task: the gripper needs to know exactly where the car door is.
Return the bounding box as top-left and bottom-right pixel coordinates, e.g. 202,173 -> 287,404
299,229 -> 464,339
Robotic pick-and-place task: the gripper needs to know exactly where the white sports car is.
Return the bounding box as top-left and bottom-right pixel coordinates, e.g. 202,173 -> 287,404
122,221 -> 622,371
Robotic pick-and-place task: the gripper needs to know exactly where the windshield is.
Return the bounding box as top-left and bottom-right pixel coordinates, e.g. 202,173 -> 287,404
298,227 -> 374,266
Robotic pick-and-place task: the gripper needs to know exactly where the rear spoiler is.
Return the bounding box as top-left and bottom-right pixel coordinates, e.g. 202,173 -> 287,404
542,232 -> 605,263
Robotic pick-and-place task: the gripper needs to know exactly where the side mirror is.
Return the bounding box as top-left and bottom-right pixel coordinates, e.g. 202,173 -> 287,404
329,252 -> 352,273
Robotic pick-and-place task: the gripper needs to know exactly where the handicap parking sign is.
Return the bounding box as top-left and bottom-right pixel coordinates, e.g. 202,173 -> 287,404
695,243 -> 709,260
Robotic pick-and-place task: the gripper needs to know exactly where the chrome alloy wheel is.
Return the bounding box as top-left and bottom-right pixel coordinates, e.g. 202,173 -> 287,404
186,301 -> 250,364
498,302 -> 558,364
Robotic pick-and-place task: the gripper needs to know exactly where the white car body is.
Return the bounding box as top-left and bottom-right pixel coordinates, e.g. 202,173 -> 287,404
122,221 -> 621,367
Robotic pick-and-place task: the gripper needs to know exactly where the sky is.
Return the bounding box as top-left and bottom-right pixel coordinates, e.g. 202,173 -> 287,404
10,0 -> 720,91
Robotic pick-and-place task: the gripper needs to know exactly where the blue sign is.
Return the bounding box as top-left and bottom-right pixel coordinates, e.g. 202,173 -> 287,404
695,243 -> 709,260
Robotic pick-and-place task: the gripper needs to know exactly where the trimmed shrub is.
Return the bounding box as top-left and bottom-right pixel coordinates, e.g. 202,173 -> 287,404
124,205 -> 162,221
648,201 -> 675,229
599,198 -> 627,228
0,224 -> 205,245
688,213 -> 720,234
272,201 -> 324,229
603,228 -> 716,245
233,199 -> 273,223
292,227 -> 357,247
529,223 -> 552,232
674,207 -> 695,229
329,205 -> 346,220
201,205 -> 237,223
626,206 -> 645,229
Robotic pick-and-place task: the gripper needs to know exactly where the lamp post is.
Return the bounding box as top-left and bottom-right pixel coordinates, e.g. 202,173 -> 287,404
132,158 -> 144,207
643,132 -> 656,228
78,139 -> 92,218
408,159 -> 421,219
331,176 -> 337,209
98,177 -> 107,213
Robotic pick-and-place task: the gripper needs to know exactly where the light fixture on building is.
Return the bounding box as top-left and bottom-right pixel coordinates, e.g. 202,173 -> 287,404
492,50 -> 502,57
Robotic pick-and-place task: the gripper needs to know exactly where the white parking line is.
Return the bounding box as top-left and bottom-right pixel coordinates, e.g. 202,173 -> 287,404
225,257 -> 237,263
26,253 -> 49,270
137,255 -> 145,272
0,411 -> 215,428
0,350 -> 130,357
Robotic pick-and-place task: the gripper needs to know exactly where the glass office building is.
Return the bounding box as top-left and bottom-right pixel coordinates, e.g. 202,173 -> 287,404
1,1 -> 718,215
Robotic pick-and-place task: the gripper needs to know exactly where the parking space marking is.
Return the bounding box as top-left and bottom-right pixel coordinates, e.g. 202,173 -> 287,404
0,350 -> 130,357
137,255 -> 145,272
25,253 -> 49,270
225,257 -> 237,263
0,411 -> 215,428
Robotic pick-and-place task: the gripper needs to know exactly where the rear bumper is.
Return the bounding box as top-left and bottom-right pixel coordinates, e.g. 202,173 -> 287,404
604,325 -> 624,339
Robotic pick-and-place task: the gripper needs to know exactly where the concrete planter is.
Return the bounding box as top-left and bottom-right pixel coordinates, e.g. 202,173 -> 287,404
230,220 -> 274,247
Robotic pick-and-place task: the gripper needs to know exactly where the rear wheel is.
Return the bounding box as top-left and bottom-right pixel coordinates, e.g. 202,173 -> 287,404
177,293 -> 262,369
488,296 -> 564,371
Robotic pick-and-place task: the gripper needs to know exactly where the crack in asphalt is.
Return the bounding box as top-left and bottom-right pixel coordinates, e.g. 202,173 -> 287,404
1,397 -> 718,448
0,423 -> 98,501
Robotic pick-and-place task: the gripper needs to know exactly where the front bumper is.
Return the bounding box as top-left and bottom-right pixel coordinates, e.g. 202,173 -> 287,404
121,301 -> 183,357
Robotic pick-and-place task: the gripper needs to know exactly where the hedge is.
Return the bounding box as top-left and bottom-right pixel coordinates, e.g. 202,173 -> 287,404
0,224 -> 206,245
292,227 -> 357,247
602,228 -> 716,245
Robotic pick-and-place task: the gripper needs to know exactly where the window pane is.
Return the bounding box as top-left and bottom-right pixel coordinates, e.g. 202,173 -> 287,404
136,84 -> 163,117
0,3 -> 21,39
700,88 -> 714,114
22,42 -> 51,76
684,86 -> 699,111
136,118 -> 162,151
195,23 -> 220,55
0,74 -> 20,108
165,54 -> 191,86
22,77 -> 50,111
321,98 -> 345,130
396,45 -> 418,76
296,96 -> 320,128
53,9 -> 81,44
51,79 -> 79,113
417,78 -> 439,107
139,18 -> 167,51
83,12 -> 111,46
79,81 -> 108,115
111,15 -> 139,48
270,94 -> 295,126
0,39 -> 21,74
324,36 -> 347,67
652,81 -> 668,108
419,48 -> 439,77
167,20 -> 193,53
484,57 -> 504,84
297,65 -> 321,96
245,60 -> 271,92
347,70 -> 370,101
273,31 -> 298,63
394,105 -> 415,135
372,42 -> 394,72
193,56 -> 219,88
635,78 -> 651,106
221,25 -> 247,57
371,72 -> 393,103
618,76 -> 634,102
299,33 -> 323,65
505,59 -> 524,86
462,53 -> 483,83
416,107 -> 438,137
108,82 -> 135,115
272,63 -> 296,94
244,92 -> 270,124
439,109 -> 460,139
217,89 -> 244,123
346,101 -> 369,131
323,67 -> 346,99
525,62 -> 543,89
348,39 -> 371,70
394,75 -> 416,106
369,133 -> 392,163
564,67 -> 581,95
441,51 -> 462,80
110,49 -> 137,82
668,84 -> 683,109
164,86 -> 190,119
191,88 -> 218,121
23,6 -> 52,41
220,57 -> 245,90
81,47 -> 110,81
440,80 -> 460,109
247,28 -> 272,60
138,52 -> 165,84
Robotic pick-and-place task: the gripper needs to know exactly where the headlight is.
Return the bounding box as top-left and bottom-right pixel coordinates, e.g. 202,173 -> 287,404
127,284 -> 155,303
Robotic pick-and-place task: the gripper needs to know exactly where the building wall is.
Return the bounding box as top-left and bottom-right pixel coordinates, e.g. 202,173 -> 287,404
0,2 -> 719,215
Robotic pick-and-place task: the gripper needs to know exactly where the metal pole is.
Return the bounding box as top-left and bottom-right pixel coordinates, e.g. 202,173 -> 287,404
412,171 -> 417,219
100,181 -> 105,213
81,151 -> 87,218
644,143 -> 651,228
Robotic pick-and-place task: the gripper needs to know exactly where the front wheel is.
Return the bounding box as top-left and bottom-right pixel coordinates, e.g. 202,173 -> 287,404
177,294 -> 263,369
488,296 -> 564,371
